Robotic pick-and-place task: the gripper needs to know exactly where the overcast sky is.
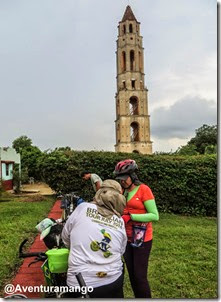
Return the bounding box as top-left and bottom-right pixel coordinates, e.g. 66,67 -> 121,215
0,0 -> 217,152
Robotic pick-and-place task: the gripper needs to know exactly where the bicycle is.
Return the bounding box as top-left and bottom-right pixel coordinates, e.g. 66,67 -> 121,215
5,193 -> 88,299
59,192 -> 85,221
5,238 -> 89,299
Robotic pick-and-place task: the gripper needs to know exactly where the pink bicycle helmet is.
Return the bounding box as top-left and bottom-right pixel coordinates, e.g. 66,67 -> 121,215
114,159 -> 138,176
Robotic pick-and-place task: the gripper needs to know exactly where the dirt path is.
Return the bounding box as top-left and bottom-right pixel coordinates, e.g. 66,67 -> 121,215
21,183 -> 55,195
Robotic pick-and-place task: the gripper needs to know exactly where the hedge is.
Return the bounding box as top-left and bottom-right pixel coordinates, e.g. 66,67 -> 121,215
38,151 -> 217,216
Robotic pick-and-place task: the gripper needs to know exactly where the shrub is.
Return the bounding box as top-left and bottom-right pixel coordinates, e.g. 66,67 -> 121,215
0,181 -> 5,197
38,150 -> 217,216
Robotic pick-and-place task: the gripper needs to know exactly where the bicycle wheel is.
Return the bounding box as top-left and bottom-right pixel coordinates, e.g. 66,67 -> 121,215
5,294 -> 28,299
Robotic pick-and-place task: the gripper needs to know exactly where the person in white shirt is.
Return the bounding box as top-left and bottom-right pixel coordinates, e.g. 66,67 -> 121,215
61,179 -> 127,298
81,171 -> 103,192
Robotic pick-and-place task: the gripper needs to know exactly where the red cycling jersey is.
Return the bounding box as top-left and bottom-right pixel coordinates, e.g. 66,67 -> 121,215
123,184 -> 154,242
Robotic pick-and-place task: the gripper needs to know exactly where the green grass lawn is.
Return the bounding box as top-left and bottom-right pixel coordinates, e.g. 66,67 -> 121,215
0,195 -> 217,299
0,194 -> 55,296
124,213 -> 217,299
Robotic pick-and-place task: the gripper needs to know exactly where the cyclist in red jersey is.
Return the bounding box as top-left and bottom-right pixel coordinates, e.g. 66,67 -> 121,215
114,159 -> 159,298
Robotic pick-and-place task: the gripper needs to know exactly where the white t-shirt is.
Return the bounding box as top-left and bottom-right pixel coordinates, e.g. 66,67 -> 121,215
61,202 -> 127,288
90,174 -> 102,191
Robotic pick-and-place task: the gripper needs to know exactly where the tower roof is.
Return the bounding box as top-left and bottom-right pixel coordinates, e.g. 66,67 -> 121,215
121,6 -> 137,22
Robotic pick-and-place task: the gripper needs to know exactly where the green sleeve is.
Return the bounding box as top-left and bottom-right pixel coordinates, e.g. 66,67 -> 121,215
130,199 -> 159,222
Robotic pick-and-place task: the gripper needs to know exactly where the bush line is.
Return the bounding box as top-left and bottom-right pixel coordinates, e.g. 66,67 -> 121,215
38,151 -> 217,216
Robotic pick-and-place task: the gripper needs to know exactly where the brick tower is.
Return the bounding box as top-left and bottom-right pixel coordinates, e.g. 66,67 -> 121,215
115,6 -> 152,154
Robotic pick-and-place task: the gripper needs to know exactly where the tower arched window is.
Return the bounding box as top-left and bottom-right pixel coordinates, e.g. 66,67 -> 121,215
131,79 -> 135,89
123,24 -> 126,34
130,50 -> 135,71
121,51 -> 126,72
130,122 -> 139,142
129,97 -> 138,115
129,24 -> 133,33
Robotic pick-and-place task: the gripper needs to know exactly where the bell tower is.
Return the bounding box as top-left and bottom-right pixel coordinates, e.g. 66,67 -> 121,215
115,6 -> 153,154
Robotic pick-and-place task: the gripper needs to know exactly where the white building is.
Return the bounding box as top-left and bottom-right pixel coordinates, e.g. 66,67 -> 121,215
0,147 -> 21,190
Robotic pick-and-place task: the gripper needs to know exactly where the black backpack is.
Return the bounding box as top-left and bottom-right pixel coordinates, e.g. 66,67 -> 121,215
43,223 -> 64,249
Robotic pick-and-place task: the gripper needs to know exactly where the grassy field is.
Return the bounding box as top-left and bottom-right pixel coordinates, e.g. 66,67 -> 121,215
0,193 -> 55,296
0,194 -> 217,298
124,213 -> 217,299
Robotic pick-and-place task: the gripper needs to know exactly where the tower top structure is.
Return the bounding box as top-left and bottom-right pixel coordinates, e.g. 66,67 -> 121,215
121,5 -> 137,22
114,6 -> 153,154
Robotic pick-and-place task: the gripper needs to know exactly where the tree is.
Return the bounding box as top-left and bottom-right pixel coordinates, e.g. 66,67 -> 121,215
12,135 -> 32,153
188,124 -> 217,154
175,144 -> 199,156
12,136 -> 42,181
21,146 -> 43,179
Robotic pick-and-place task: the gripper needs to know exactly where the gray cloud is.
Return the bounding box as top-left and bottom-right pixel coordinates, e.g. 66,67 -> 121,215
151,96 -> 217,139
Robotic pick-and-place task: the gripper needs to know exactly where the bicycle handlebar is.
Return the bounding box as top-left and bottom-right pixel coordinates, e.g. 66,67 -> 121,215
58,192 -> 79,198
